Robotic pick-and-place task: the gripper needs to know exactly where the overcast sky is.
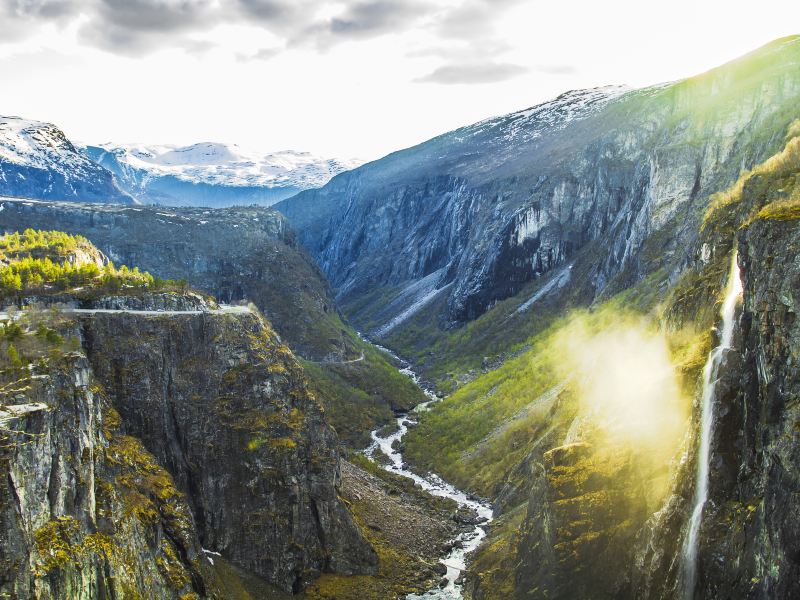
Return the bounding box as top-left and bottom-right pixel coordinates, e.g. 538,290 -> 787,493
1,0 -> 798,160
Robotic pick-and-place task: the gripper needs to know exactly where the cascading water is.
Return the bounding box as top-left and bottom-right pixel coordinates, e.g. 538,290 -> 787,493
681,251 -> 743,599
364,341 -> 494,600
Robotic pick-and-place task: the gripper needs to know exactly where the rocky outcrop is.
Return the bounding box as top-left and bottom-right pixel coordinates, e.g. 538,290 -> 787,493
277,37 -> 800,340
80,307 -> 377,591
0,296 -> 377,598
458,104 -> 800,599
638,214 -> 800,599
0,350 -> 214,599
304,459 -> 465,598
0,200 -> 428,448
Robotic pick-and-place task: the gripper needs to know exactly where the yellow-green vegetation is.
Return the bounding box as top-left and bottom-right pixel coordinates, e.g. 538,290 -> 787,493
304,459 -> 455,600
207,556 -> 293,600
100,405 -> 199,594
0,306 -> 78,376
0,229 -> 89,257
304,549 -> 418,599
465,503 -> 527,598
0,229 -> 188,297
703,122 -> 800,229
0,256 -> 155,295
751,189 -> 800,222
301,338 -> 427,448
404,315 -> 565,497
670,120 -> 800,358
106,431 -> 190,531
404,290 -> 696,501
353,287 -> 559,395
34,516 -> 114,575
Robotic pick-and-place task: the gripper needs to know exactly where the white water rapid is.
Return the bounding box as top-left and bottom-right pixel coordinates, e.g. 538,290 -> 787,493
365,344 -> 494,599
681,252 -> 743,598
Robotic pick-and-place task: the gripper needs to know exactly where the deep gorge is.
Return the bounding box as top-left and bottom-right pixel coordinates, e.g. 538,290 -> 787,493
2,35 -> 800,600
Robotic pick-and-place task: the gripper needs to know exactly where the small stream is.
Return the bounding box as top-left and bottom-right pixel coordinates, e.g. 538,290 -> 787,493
364,344 -> 494,599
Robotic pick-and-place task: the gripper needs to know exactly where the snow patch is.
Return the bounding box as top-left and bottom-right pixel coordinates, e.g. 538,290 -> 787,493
373,268 -> 452,337
516,264 -> 572,314
89,141 -> 363,190
0,116 -> 110,190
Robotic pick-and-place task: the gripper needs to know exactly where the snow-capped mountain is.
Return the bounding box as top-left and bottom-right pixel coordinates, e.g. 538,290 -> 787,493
83,142 -> 363,207
0,116 -> 132,203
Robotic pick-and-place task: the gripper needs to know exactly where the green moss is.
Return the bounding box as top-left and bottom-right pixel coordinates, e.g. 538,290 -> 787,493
156,539 -> 192,590
750,194 -> 800,222
466,503 -> 527,600
304,500 -> 431,600
267,437 -> 298,450
34,517 -> 114,574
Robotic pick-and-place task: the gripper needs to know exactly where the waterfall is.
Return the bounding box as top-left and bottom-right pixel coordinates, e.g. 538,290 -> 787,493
681,251 -> 743,599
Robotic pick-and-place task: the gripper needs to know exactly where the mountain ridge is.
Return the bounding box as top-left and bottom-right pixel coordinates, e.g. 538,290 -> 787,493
0,116 -> 132,204
83,142 -> 362,207
276,35 -> 800,378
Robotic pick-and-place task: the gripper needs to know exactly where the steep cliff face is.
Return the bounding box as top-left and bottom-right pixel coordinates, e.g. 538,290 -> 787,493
401,120 -> 800,597
0,348 -> 216,599
80,308 -> 377,591
1,288 -> 377,598
513,442 -> 648,599
0,201 -> 336,360
277,37 -> 800,351
632,128 -> 800,599
496,124 -> 800,600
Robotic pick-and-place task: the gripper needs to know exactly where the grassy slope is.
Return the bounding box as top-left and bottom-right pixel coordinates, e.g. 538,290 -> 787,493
302,334 -> 426,448
400,283 -> 697,498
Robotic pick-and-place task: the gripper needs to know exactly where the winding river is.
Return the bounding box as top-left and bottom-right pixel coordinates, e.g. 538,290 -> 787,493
364,345 -> 494,599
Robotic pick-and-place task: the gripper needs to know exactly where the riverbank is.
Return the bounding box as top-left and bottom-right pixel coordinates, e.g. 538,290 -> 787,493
303,457 -> 470,599
363,343 -> 495,599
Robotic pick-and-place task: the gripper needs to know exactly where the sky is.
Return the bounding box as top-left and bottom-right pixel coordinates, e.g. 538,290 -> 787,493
1,0 -> 799,161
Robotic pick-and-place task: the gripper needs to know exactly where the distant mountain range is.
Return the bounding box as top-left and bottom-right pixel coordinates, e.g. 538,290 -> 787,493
83,142 -> 362,207
0,115 -> 361,206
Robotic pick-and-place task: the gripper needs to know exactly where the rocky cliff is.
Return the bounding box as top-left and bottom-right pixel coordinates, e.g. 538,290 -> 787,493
277,37 -> 800,378
1,349 -> 217,599
0,286 -> 377,598
458,119 -> 800,600
629,124 -> 800,599
0,200 -> 336,360
399,47 -> 800,600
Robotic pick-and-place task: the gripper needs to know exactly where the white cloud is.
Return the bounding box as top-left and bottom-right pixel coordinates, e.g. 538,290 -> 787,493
0,0 -> 797,160
416,61 -> 527,84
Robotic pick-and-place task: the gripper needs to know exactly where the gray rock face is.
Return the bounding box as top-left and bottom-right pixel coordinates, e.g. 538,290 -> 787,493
0,299 -> 376,598
276,37 -> 800,335
0,351 -> 211,599
640,219 -> 800,600
80,307 -> 377,591
628,141 -> 800,598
